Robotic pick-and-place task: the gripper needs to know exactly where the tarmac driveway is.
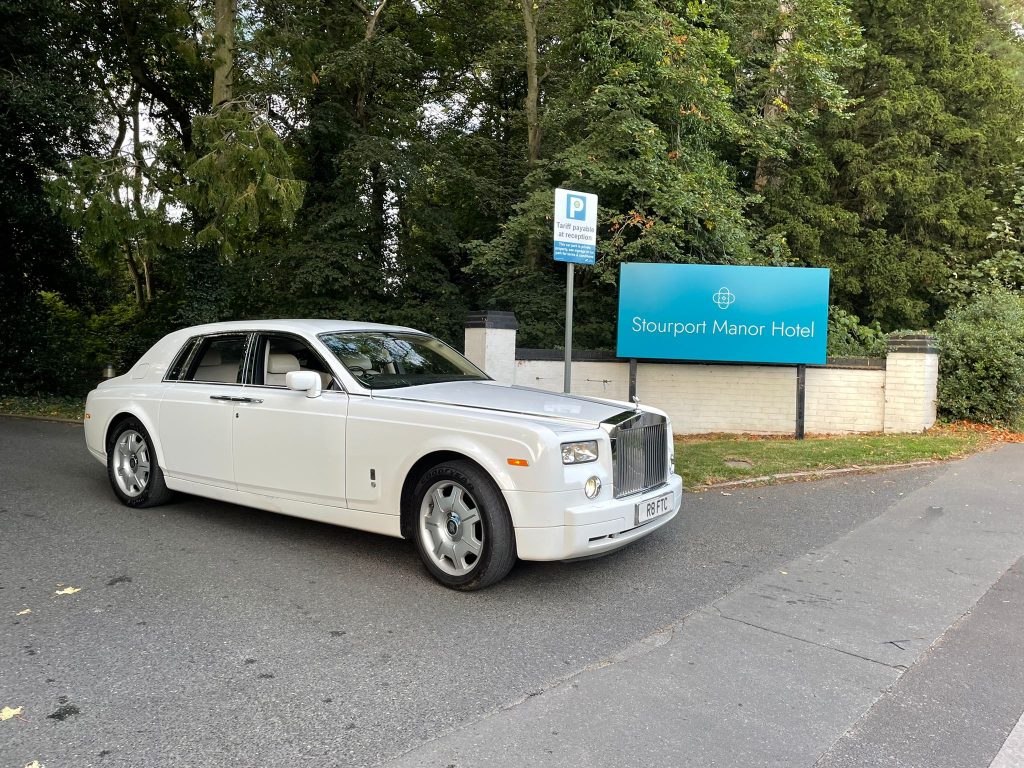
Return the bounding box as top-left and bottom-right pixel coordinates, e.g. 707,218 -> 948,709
2,417 -> 1022,767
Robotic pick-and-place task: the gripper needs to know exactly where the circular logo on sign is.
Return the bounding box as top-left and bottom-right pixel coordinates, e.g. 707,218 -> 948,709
713,287 -> 735,310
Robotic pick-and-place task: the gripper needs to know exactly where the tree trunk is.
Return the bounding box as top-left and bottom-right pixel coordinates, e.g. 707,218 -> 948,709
753,1 -> 793,194
212,0 -> 237,108
354,1 -> 391,270
521,0 -> 541,169
521,0 -> 543,267
130,91 -> 151,305
124,247 -> 144,305
364,0 -> 389,41
369,161 -> 388,268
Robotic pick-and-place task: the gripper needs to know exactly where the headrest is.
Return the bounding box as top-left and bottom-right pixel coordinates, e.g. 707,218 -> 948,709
199,349 -> 222,366
343,354 -> 374,370
268,353 -> 300,374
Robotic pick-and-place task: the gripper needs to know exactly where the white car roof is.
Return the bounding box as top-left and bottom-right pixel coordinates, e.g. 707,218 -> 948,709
177,319 -> 422,336
137,319 -> 428,369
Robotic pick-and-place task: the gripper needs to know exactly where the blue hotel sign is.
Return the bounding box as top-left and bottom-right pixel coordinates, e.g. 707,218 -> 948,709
616,263 -> 831,365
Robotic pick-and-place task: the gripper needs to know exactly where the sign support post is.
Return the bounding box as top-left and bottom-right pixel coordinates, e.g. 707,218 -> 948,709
795,364 -> 807,440
553,187 -> 598,395
563,263 -> 574,392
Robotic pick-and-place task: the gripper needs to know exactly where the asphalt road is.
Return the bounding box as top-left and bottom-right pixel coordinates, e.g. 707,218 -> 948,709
1,417 -> 1022,767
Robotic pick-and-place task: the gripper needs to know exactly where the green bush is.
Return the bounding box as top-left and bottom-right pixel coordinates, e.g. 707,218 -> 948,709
0,291 -> 96,397
936,289 -> 1024,426
0,290 -> 170,398
826,307 -> 887,357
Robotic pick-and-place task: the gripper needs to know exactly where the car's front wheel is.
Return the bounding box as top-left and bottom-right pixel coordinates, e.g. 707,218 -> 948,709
412,460 -> 516,590
107,418 -> 173,508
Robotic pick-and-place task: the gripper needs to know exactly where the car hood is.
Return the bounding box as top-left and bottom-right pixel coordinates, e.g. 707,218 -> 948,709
373,380 -> 631,427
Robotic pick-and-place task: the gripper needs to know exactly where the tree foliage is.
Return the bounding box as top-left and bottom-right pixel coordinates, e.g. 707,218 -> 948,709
0,0 -> 105,393
763,0 -> 1024,329
3,0 -> 1024,392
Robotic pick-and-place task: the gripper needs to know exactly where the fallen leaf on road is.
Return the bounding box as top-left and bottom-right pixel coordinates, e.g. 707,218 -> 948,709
1,705 -> 24,721
720,492 -> 732,496
16,608 -> 31,616
24,761 -> 44,768
780,570 -> 788,575
54,587 -> 81,596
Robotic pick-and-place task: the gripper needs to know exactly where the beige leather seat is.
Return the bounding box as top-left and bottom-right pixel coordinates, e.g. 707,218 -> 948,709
266,353 -> 300,386
266,352 -> 333,389
195,349 -> 240,383
341,353 -> 376,373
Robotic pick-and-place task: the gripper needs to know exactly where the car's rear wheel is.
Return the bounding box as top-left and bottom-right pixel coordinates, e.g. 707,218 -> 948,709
412,460 -> 516,590
107,418 -> 173,508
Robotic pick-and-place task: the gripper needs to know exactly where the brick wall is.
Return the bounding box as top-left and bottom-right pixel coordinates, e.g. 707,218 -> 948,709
467,313 -> 938,436
513,359 -> 890,434
805,367 -> 886,434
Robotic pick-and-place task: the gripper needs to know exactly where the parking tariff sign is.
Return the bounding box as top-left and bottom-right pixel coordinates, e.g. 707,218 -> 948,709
553,188 -> 597,265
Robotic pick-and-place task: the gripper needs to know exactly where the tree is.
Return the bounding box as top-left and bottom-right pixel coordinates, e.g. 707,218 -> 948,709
720,0 -> 862,193
762,0 -> 1024,329
468,0 -> 761,347
0,0 -> 106,393
52,0 -> 305,309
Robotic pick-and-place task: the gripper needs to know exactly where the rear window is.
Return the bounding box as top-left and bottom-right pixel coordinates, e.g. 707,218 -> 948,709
182,335 -> 248,384
165,339 -> 199,381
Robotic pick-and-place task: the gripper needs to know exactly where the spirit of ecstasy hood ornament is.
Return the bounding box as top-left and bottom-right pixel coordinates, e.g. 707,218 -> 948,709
632,395 -> 642,412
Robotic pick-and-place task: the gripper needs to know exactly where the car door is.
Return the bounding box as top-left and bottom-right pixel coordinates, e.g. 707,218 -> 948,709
231,332 -> 348,506
158,332 -> 253,488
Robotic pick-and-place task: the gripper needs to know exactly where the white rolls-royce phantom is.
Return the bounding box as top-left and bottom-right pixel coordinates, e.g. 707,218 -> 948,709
84,320 -> 682,589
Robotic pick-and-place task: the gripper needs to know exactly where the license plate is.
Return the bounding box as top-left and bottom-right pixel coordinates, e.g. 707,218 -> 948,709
636,491 -> 673,526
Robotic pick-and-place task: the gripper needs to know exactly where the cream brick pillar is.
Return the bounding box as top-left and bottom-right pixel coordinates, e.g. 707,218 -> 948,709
883,335 -> 939,433
463,311 -> 518,385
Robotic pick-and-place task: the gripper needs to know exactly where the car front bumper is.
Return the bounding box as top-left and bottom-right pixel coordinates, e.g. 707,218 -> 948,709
505,473 -> 683,561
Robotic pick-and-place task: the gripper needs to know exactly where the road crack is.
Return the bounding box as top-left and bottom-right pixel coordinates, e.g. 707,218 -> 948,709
705,600 -> 908,672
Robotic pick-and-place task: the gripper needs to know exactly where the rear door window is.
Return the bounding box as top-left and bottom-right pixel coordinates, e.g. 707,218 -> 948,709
183,335 -> 249,384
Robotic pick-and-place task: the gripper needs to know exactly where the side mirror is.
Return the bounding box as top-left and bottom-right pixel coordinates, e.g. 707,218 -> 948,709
285,370 -> 322,398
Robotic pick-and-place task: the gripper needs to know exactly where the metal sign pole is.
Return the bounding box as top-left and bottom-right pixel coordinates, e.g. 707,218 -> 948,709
563,262 -> 574,393
795,364 -> 807,440
553,187 -> 596,393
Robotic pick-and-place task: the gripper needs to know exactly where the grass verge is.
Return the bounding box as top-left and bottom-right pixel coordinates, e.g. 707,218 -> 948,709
676,423 -> 1005,489
0,395 -> 85,422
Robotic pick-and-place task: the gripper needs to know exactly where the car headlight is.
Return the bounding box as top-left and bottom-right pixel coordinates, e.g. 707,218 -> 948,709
561,440 -> 598,465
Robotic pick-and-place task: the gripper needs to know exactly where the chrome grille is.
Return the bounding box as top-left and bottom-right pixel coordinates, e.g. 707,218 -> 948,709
609,412 -> 669,498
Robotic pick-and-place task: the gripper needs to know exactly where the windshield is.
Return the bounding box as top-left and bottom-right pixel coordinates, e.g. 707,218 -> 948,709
319,331 -> 489,390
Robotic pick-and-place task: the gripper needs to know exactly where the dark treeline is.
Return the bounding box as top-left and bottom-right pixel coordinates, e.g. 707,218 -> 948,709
2,0 -> 1023,394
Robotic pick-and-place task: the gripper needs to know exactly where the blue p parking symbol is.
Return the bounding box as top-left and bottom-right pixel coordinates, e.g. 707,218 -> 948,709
566,194 -> 587,220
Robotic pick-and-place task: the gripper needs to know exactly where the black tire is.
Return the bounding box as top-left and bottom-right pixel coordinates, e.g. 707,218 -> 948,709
411,460 -> 517,590
106,417 -> 173,508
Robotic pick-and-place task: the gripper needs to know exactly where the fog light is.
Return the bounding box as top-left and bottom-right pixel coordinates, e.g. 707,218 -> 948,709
584,476 -> 602,500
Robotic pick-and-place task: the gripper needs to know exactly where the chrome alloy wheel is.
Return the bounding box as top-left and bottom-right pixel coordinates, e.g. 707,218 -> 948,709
113,429 -> 151,498
418,480 -> 484,576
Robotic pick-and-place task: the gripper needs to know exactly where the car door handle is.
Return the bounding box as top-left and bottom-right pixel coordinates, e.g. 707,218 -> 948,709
209,395 -> 263,404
